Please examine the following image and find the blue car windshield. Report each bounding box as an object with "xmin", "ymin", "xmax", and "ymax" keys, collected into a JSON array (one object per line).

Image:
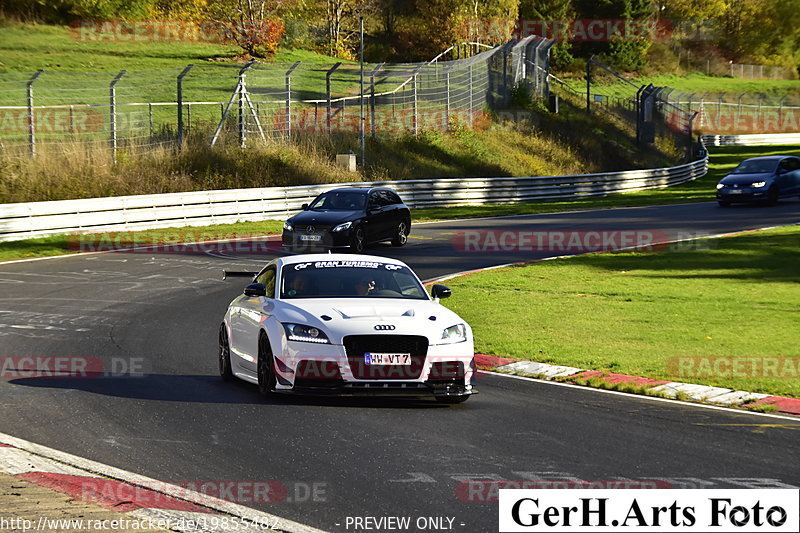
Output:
[
  {"xmin": 281, "ymin": 262, "xmax": 429, "ymax": 300},
  {"xmin": 730, "ymin": 160, "xmax": 778, "ymax": 174},
  {"xmin": 309, "ymin": 191, "xmax": 366, "ymax": 211}
]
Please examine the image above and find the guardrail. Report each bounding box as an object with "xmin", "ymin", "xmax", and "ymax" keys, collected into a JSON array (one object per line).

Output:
[
  {"xmin": 701, "ymin": 133, "xmax": 800, "ymax": 146},
  {"xmin": 0, "ymin": 157, "xmax": 707, "ymax": 242}
]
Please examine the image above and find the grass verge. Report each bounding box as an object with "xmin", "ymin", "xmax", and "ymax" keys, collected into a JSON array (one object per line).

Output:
[{"xmin": 442, "ymin": 225, "xmax": 800, "ymax": 399}]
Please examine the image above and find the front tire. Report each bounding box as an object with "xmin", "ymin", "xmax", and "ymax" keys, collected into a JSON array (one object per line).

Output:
[
  {"xmin": 391, "ymin": 220, "xmax": 409, "ymax": 247},
  {"xmin": 257, "ymin": 334, "xmax": 276, "ymax": 396},
  {"xmin": 218, "ymin": 324, "xmax": 233, "ymax": 381},
  {"xmin": 767, "ymin": 186, "xmax": 779, "ymax": 205},
  {"xmin": 350, "ymin": 227, "xmax": 366, "ymax": 254},
  {"xmin": 717, "ymin": 200, "xmax": 730, "ymax": 207}
]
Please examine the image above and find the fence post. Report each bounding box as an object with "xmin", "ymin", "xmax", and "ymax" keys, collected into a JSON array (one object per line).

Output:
[
  {"xmin": 502, "ymin": 46, "xmax": 509, "ymax": 106},
  {"xmin": 468, "ymin": 64, "xmax": 474, "ymax": 126},
  {"xmin": 370, "ymin": 63, "xmax": 383, "ymax": 139},
  {"xmin": 26, "ymin": 70, "xmax": 43, "ymax": 158},
  {"xmin": 148, "ymin": 103, "xmax": 153, "ymax": 136},
  {"xmin": 238, "ymin": 60, "xmax": 256, "ymax": 148},
  {"xmin": 413, "ymin": 72, "xmax": 418, "ymax": 136},
  {"xmin": 176, "ymin": 64, "xmax": 194, "ymax": 149},
  {"xmin": 445, "ymin": 69, "xmax": 450, "ymax": 130},
  {"xmin": 69, "ymin": 105, "xmax": 75, "ymax": 136},
  {"xmin": 736, "ymin": 93, "xmax": 744, "ymax": 122},
  {"xmin": 109, "ymin": 70, "xmax": 127, "ymax": 163},
  {"xmin": 285, "ymin": 62, "xmax": 301, "ymax": 141},
  {"xmin": 586, "ymin": 57, "xmax": 592, "ymax": 114},
  {"xmin": 326, "ymin": 62, "xmax": 342, "ymax": 134},
  {"xmin": 757, "ymin": 93, "xmax": 764, "ymax": 127}
]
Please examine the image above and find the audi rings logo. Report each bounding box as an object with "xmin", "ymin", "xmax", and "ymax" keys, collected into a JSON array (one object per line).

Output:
[
  {"xmin": 306, "ymin": 226, "xmax": 316, "ymax": 233},
  {"xmin": 374, "ymin": 324, "xmax": 396, "ymax": 331}
]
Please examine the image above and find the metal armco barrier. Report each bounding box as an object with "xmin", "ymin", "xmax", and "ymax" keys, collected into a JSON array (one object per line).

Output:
[
  {"xmin": 701, "ymin": 133, "xmax": 800, "ymax": 146},
  {"xmin": 0, "ymin": 158, "xmax": 707, "ymax": 242}
]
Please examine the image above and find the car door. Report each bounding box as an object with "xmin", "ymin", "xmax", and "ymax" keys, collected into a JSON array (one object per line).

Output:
[
  {"xmin": 384, "ymin": 190, "xmax": 408, "ymax": 232},
  {"xmin": 776, "ymin": 158, "xmax": 795, "ymax": 196},
  {"xmin": 232, "ymin": 266, "xmax": 276, "ymax": 373},
  {"xmin": 366, "ymin": 191, "xmax": 390, "ymax": 241},
  {"xmin": 785, "ymin": 157, "xmax": 800, "ymax": 195}
]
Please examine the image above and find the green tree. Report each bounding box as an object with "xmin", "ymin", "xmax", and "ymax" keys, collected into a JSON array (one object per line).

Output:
[
  {"xmin": 206, "ymin": 0, "xmax": 286, "ymax": 58},
  {"xmin": 519, "ymin": 0, "xmax": 575, "ymax": 67}
]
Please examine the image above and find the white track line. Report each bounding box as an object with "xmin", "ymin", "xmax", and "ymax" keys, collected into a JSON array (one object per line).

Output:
[{"xmin": 483, "ymin": 371, "xmax": 800, "ymax": 422}]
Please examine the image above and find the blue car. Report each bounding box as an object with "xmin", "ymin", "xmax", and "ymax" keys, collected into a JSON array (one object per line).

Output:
[{"xmin": 716, "ymin": 155, "xmax": 800, "ymax": 206}]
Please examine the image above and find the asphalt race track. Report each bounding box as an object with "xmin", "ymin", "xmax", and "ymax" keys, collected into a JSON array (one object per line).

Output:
[{"xmin": 1, "ymin": 200, "xmax": 799, "ymax": 532}]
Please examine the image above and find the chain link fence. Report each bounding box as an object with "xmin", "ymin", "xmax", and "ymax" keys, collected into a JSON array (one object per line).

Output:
[
  {"xmin": 548, "ymin": 58, "xmax": 697, "ymax": 161},
  {"xmin": 676, "ymin": 51, "xmax": 797, "ymax": 80},
  {"xmin": 0, "ymin": 36, "xmax": 554, "ymax": 159},
  {"xmin": 657, "ymin": 90, "xmax": 800, "ymax": 135}
]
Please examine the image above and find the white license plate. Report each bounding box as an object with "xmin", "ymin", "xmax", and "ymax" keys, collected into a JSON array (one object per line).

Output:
[
  {"xmin": 364, "ymin": 353, "xmax": 411, "ymax": 365},
  {"xmin": 730, "ymin": 189, "xmax": 743, "ymax": 194},
  {"xmin": 299, "ymin": 234, "xmax": 322, "ymax": 241}
]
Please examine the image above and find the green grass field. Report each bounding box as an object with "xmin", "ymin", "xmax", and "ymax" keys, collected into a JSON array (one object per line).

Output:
[{"xmin": 443, "ymin": 225, "xmax": 800, "ymax": 398}]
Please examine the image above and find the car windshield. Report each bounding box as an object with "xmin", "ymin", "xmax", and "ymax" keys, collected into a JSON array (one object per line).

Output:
[
  {"xmin": 280, "ymin": 261, "xmax": 429, "ymax": 300},
  {"xmin": 730, "ymin": 160, "xmax": 778, "ymax": 174},
  {"xmin": 308, "ymin": 191, "xmax": 366, "ymax": 211}
]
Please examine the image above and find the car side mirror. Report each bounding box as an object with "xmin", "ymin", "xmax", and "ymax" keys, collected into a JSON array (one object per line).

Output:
[
  {"xmin": 244, "ymin": 283, "xmax": 267, "ymax": 297},
  {"xmin": 431, "ymin": 284, "xmax": 451, "ymax": 299},
  {"xmin": 301, "ymin": 203, "xmax": 309, "ymax": 210}
]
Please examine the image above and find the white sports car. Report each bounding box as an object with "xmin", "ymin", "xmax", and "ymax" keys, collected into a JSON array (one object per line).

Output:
[{"xmin": 219, "ymin": 254, "xmax": 476, "ymax": 403}]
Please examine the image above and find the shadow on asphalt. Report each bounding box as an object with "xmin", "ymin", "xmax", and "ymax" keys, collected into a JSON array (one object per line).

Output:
[{"xmin": 7, "ymin": 374, "xmax": 453, "ymax": 409}]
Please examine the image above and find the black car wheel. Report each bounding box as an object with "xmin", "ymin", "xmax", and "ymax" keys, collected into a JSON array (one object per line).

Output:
[
  {"xmin": 257, "ymin": 334, "xmax": 276, "ymax": 396},
  {"xmin": 391, "ymin": 220, "xmax": 409, "ymax": 247},
  {"xmin": 219, "ymin": 324, "xmax": 233, "ymax": 381},
  {"xmin": 350, "ymin": 227, "xmax": 366, "ymax": 253},
  {"xmin": 718, "ymin": 200, "xmax": 730, "ymax": 207},
  {"xmin": 767, "ymin": 186, "xmax": 779, "ymax": 205}
]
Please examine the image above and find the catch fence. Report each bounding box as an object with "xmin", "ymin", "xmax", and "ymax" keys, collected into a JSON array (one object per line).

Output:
[{"xmin": 0, "ymin": 36, "xmax": 554, "ymax": 160}]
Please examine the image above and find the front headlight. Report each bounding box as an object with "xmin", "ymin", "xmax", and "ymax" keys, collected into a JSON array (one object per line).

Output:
[
  {"xmin": 441, "ymin": 324, "xmax": 467, "ymax": 344},
  {"xmin": 332, "ymin": 221, "xmax": 352, "ymax": 233},
  {"xmin": 283, "ymin": 222, "xmax": 293, "ymax": 232},
  {"xmin": 751, "ymin": 181, "xmax": 766, "ymax": 188},
  {"xmin": 716, "ymin": 183, "xmax": 725, "ymax": 190},
  {"xmin": 282, "ymin": 323, "xmax": 331, "ymax": 344}
]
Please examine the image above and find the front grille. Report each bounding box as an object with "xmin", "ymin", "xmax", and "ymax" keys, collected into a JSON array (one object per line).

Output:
[
  {"xmin": 297, "ymin": 225, "xmax": 330, "ymax": 233},
  {"xmin": 344, "ymin": 335, "xmax": 428, "ymax": 380}
]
